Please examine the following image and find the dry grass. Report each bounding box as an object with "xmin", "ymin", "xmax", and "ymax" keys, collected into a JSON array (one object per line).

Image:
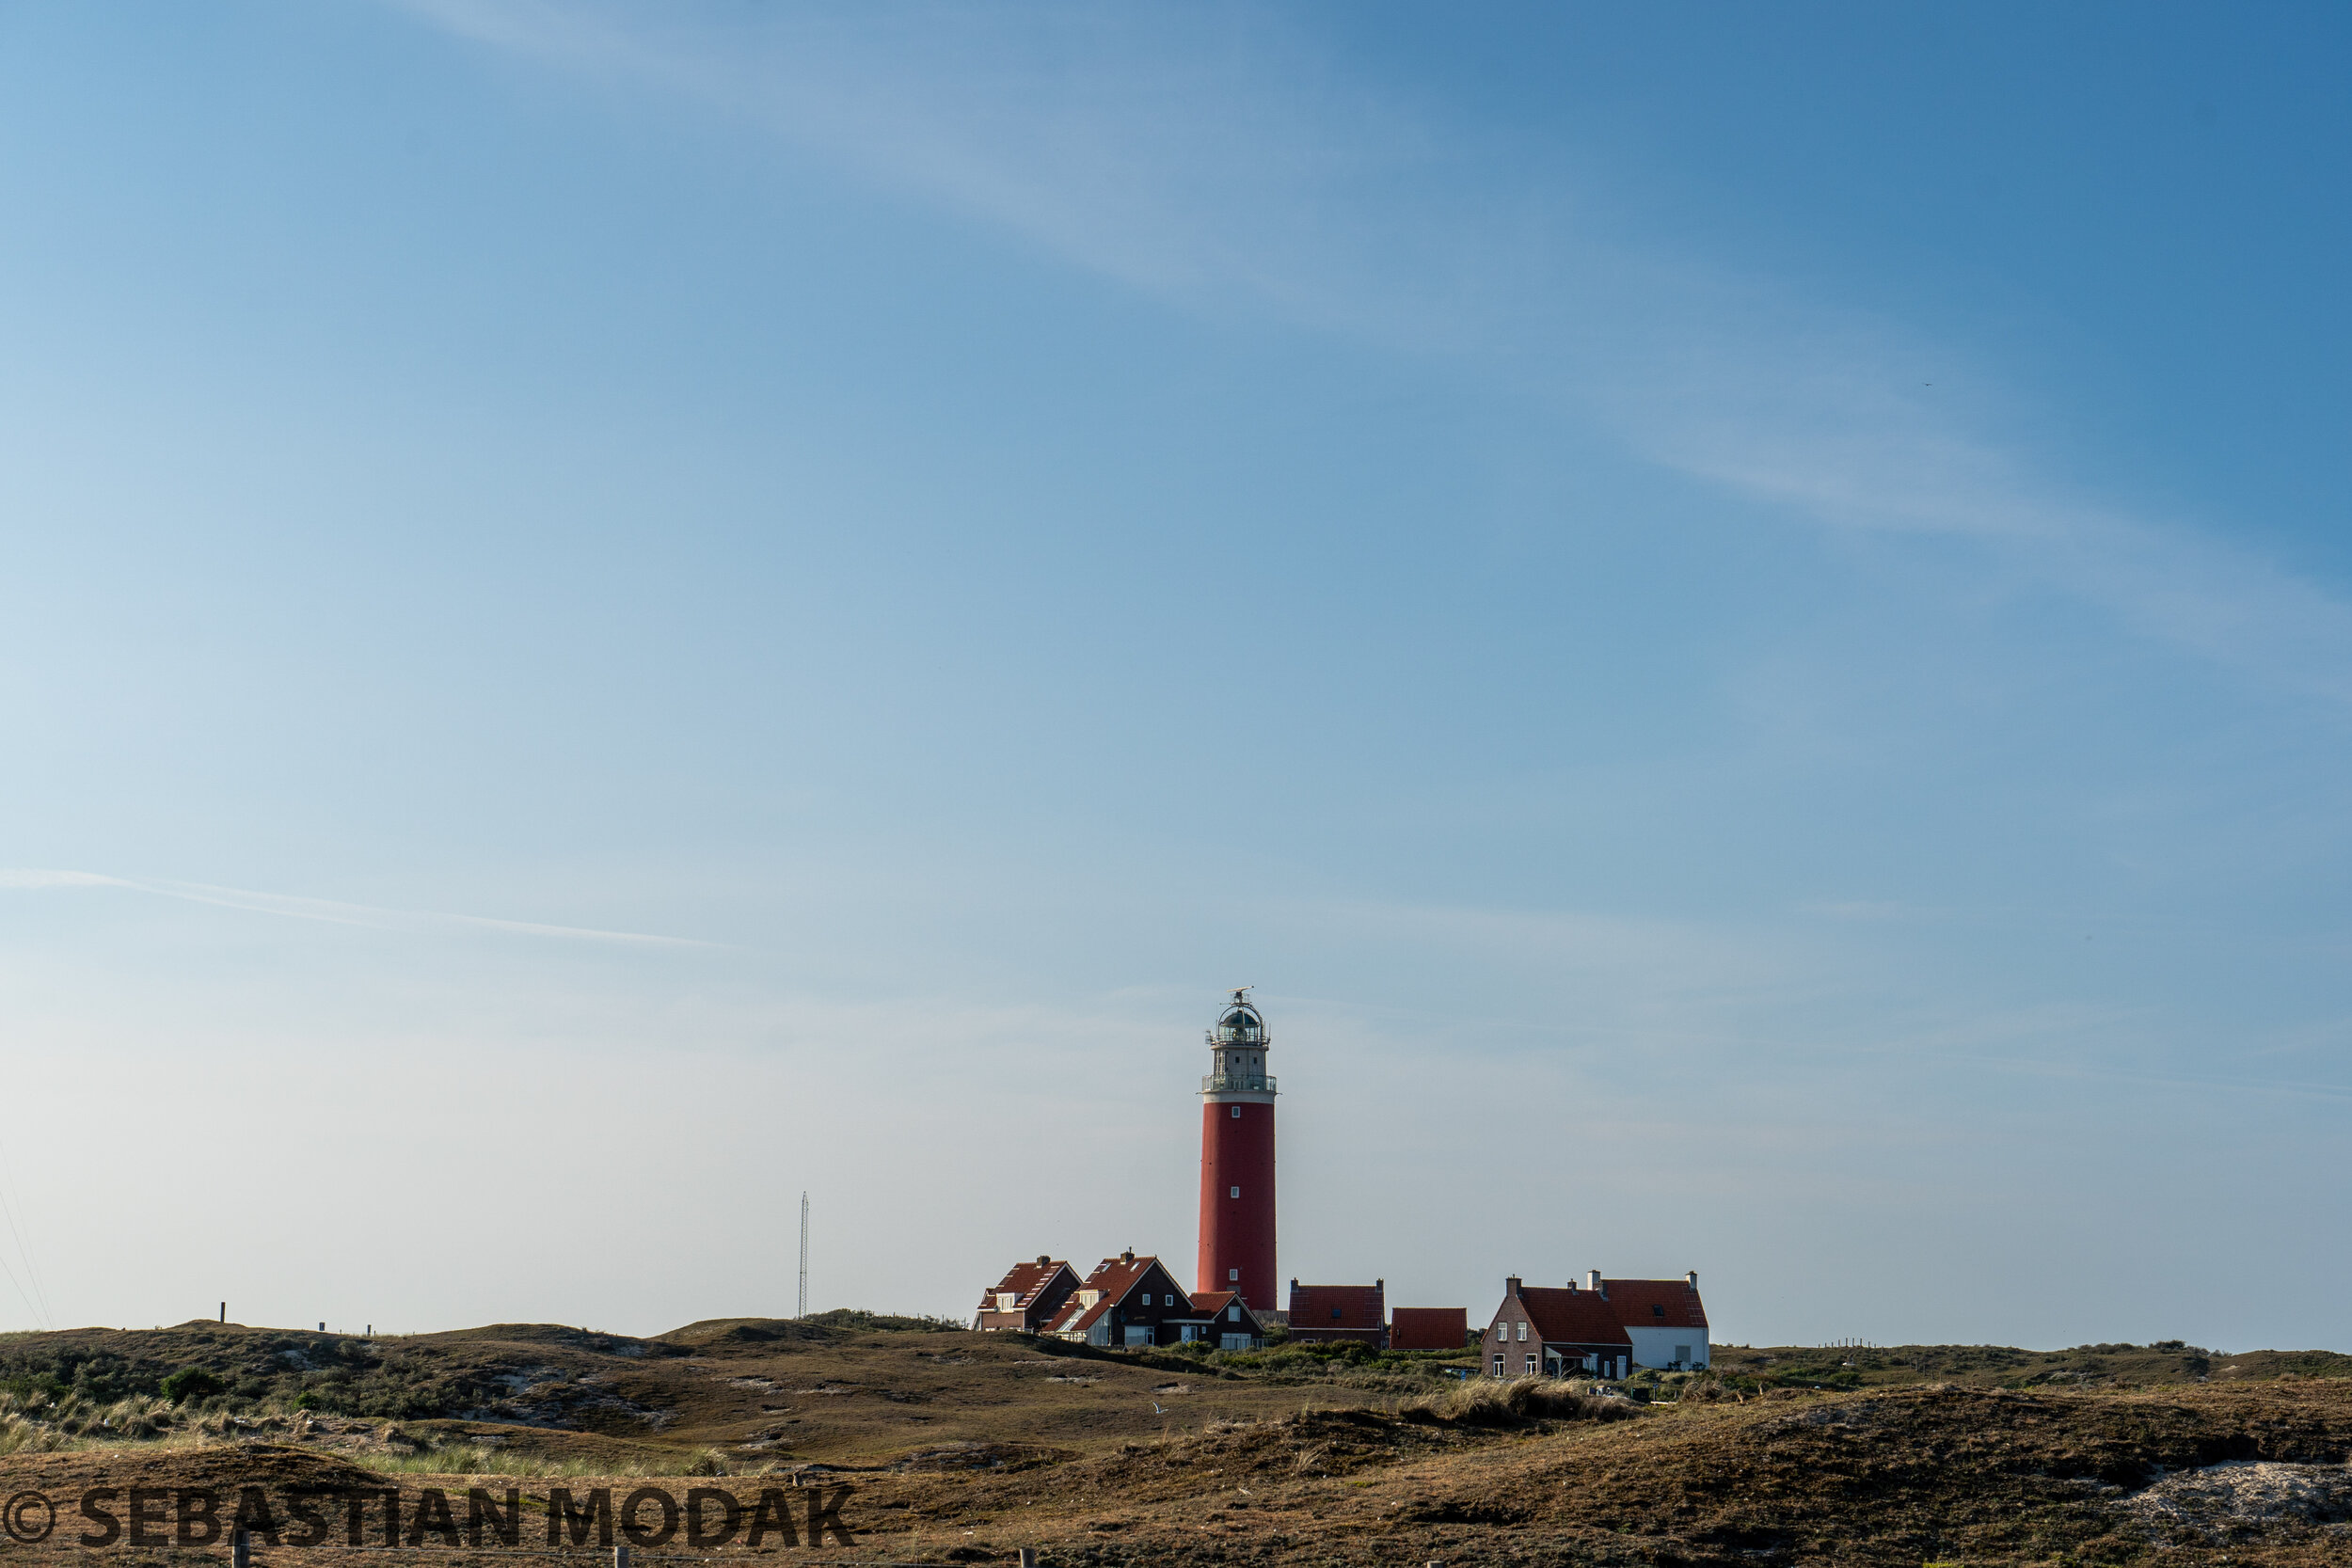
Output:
[
  {"xmin": 7, "ymin": 1355, "xmax": 2352, "ymax": 1564},
  {"xmin": 8, "ymin": 1321, "xmax": 2352, "ymax": 1565},
  {"xmin": 1401, "ymin": 1373, "xmax": 1638, "ymax": 1425},
  {"xmin": 350, "ymin": 1443, "xmax": 754, "ymax": 1478}
]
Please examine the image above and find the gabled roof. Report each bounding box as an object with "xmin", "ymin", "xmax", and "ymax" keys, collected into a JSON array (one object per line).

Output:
[
  {"xmin": 1389, "ymin": 1307, "xmax": 1468, "ymax": 1350},
  {"xmin": 1187, "ymin": 1291, "xmax": 1263, "ymax": 1328},
  {"xmin": 1591, "ymin": 1278, "xmax": 1708, "ymax": 1331},
  {"xmin": 977, "ymin": 1258, "xmax": 1076, "ymax": 1312},
  {"xmin": 1289, "ymin": 1282, "xmax": 1384, "ymax": 1333},
  {"xmin": 1043, "ymin": 1254, "xmax": 1185, "ymax": 1337},
  {"xmin": 1516, "ymin": 1286, "xmax": 1632, "ymax": 1349}
]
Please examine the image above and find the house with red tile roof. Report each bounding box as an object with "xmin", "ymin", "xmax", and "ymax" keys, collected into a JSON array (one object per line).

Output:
[
  {"xmin": 1388, "ymin": 1306, "xmax": 1470, "ymax": 1352},
  {"xmin": 1286, "ymin": 1279, "xmax": 1388, "ymax": 1347},
  {"xmin": 1042, "ymin": 1251, "xmax": 1195, "ymax": 1348},
  {"xmin": 1582, "ymin": 1269, "xmax": 1711, "ymax": 1369},
  {"xmin": 1482, "ymin": 1275, "xmax": 1634, "ymax": 1379},
  {"xmin": 973, "ymin": 1256, "xmax": 1082, "ymax": 1334},
  {"xmin": 1182, "ymin": 1291, "xmax": 1267, "ymax": 1351}
]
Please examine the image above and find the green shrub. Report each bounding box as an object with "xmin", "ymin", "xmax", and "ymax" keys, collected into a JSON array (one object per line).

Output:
[{"xmin": 160, "ymin": 1368, "xmax": 224, "ymax": 1405}]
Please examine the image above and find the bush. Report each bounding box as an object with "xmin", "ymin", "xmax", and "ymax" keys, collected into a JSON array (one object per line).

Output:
[{"xmin": 160, "ymin": 1368, "xmax": 224, "ymax": 1405}]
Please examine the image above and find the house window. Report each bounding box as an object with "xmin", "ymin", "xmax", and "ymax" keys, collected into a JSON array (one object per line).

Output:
[
  {"xmin": 1516, "ymin": 1322, "xmax": 1528, "ymax": 1341},
  {"xmin": 1652, "ymin": 1306, "xmax": 1666, "ymax": 1318},
  {"xmin": 1676, "ymin": 1344, "xmax": 1692, "ymax": 1364},
  {"xmin": 1492, "ymin": 1355, "xmax": 1505, "ymax": 1377},
  {"xmin": 1228, "ymin": 1306, "xmax": 1240, "ymax": 1321},
  {"xmin": 1230, "ymin": 1186, "xmax": 1240, "ymax": 1198},
  {"xmin": 1525, "ymin": 1354, "xmax": 1538, "ymax": 1374}
]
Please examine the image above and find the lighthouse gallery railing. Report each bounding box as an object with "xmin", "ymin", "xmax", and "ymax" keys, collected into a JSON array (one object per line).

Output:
[{"xmin": 1200, "ymin": 1072, "xmax": 1278, "ymax": 1094}]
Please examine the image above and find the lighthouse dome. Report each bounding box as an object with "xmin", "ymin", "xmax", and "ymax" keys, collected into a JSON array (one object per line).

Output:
[{"xmin": 1214, "ymin": 999, "xmax": 1265, "ymax": 1044}]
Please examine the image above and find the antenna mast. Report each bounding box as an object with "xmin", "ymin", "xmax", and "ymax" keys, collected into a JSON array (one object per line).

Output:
[{"xmin": 797, "ymin": 1192, "xmax": 809, "ymax": 1320}]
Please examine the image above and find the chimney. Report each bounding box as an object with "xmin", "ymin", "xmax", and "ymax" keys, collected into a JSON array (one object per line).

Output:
[
  {"xmin": 1120, "ymin": 1248, "xmax": 1135, "ymax": 1263},
  {"xmin": 1587, "ymin": 1269, "xmax": 1603, "ymax": 1295},
  {"xmin": 1686, "ymin": 1270, "xmax": 1699, "ymax": 1291},
  {"xmin": 1504, "ymin": 1275, "xmax": 1521, "ymax": 1294},
  {"xmin": 1037, "ymin": 1255, "xmax": 1051, "ymax": 1266}
]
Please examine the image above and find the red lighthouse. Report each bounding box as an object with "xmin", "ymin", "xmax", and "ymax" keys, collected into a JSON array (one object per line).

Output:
[{"xmin": 1197, "ymin": 989, "xmax": 1278, "ymax": 1311}]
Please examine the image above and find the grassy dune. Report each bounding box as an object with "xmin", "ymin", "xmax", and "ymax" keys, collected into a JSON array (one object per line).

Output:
[{"xmin": 3, "ymin": 1318, "xmax": 2348, "ymax": 1563}]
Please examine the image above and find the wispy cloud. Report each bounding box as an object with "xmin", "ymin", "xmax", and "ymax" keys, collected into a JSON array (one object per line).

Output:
[
  {"xmin": 0, "ymin": 869, "xmax": 712, "ymax": 947},
  {"xmin": 391, "ymin": 0, "xmax": 2352, "ymax": 705}
]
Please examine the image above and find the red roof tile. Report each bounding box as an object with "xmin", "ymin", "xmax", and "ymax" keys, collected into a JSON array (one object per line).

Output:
[
  {"xmin": 977, "ymin": 1259, "xmax": 1074, "ymax": 1312},
  {"xmin": 1592, "ymin": 1278, "xmax": 1709, "ymax": 1331},
  {"xmin": 1516, "ymin": 1287, "xmax": 1632, "ymax": 1348},
  {"xmin": 1289, "ymin": 1283, "xmax": 1385, "ymax": 1333},
  {"xmin": 1044, "ymin": 1255, "xmax": 1186, "ymax": 1337},
  {"xmin": 1389, "ymin": 1307, "xmax": 1468, "ymax": 1351}
]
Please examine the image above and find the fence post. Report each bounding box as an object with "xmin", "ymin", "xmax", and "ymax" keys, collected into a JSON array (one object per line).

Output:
[
  {"xmin": 230, "ymin": 1528, "xmax": 249, "ymax": 1568},
  {"xmin": 613, "ymin": 1546, "xmax": 630, "ymax": 1568},
  {"xmin": 1018, "ymin": 1550, "xmax": 1039, "ymax": 1568}
]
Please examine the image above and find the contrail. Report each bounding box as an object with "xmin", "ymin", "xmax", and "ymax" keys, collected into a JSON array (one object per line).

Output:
[{"xmin": 0, "ymin": 869, "xmax": 715, "ymax": 948}]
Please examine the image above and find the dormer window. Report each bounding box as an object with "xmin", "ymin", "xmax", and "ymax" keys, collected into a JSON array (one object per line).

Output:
[{"xmin": 996, "ymin": 1292, "xmax": 1017, "ymax": 1311}]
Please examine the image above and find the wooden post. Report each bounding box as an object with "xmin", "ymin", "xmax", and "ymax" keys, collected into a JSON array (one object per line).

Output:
[
  {"xmin": 230, "ymin": 1527, "xmax": 249, "ymax": 1568},
  {"xmin": 1018, "ymin": 1550, "xmax": 1039, "ymax": 1568},
  {"xmin": 613, "ymin": 1546, "xmax": 630, "ymax": 1568}
]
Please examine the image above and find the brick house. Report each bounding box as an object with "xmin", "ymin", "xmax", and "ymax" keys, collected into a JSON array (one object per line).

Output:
[
  {"xmin": 1482, "ymin": 1275, "xmax": 1632, "ymax": 1379},
  {"xmin": 1388, "ymin": 1306, "xmax": 1469, "ymax": 1352},
  {"xmin": 1043, "ymin": 1252, "xmax": 1195, "ymax": 1348},
  {"xmin": 1286, "ymin": 1279, "xmax": 1387, "ymax": 1347},
  {"xmin": 1585, "ymin": 1270, "xmax": 1711, "ymax": 1369},
  {"xmin": 1182, "ymin": 1291, "xmax": 1268, "ymax": 1351},
  {"xmin": 974, "ymin": 1256, "xmax": 1082, "ymax": 1334}
]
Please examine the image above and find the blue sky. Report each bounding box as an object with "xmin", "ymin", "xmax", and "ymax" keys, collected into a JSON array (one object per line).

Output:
[{"xmin": 2, "ymin": 1, "xmax": 2347, "ymax": 1351}]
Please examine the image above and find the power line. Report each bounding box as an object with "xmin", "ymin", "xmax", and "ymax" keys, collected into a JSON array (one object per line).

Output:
[
  {"xmin": 0, "ymin": 1140, "xmax": 53, "ymax": 1330},
  {"xmin": 0, "ymin": 1232, "xmax": 41, "ymax": 1331}
]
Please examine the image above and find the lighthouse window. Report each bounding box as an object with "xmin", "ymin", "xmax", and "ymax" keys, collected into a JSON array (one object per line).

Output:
[
  {"xmin": 1228, "ymin": 1268, "xmax": 1238, "ymax": 1281},
  {"xmin": 1231, "ymin": 1106, "xmax": 1240, "ymax": 1118},
  {"xmin": 1230, "ymin": 1186, "xmax": 1240, "ymax": 1199}
]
